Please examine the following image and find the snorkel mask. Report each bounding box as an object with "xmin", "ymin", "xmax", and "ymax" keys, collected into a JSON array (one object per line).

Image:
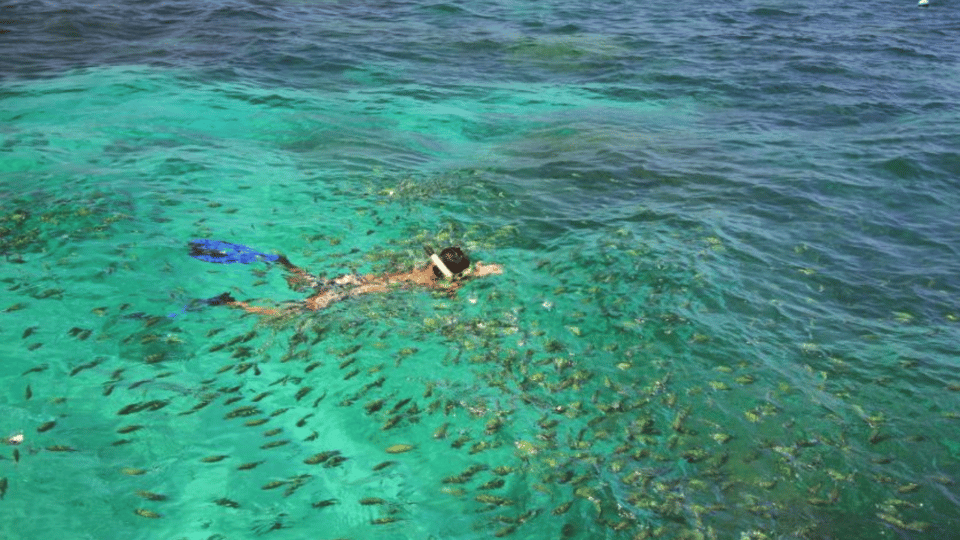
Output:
[{"xmin": 423, "ymin": 245, "xmax": 470, "ymax": 279}]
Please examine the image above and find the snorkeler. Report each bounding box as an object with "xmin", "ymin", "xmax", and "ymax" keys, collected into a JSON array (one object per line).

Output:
[{"xmin": 214, "ymin": 246, "xmax": 503, "ymax": 316}]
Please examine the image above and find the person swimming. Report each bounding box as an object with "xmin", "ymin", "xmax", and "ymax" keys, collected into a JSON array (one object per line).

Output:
[{"xmin": 216, "ymin": 246, "xmax": 503, "ymax": 316}]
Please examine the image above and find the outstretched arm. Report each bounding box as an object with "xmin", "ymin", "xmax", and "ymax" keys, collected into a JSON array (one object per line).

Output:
[{"xmin": 277, "ymin": 255, "xmax": 323, "ymax": 291}]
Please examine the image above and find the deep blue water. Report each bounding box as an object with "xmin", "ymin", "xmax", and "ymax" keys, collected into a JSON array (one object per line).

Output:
[{"xmin": 2, "ymin": 0, "xmax": 959, "ymax": 539}]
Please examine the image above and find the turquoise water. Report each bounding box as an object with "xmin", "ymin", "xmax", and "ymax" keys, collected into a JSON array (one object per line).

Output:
[{"xmin": 2, "ymin": 0, "xmax": 959, "ymax": 538}]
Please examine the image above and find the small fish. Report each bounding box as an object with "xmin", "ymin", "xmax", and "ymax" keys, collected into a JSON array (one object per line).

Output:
[
  {"xmin": 244, "ymin": 418, "xmax": 268, "ymax": 427},
  {"xmin": 322, "ymin": 455, "xmax": 347, "ymax": 468},
  {"xmin": 120, "ymin": 467, "xmax": 147, "ymax": 476},
  {"xmin": 251, "ymin": 391, "xmax": 272, "ymax": 402},
  {"xmin": 201, "ymin": 455, "xmax": 229, "ymax": 463},
  {"xmin": 24, "ymin": 385, "xmax": 32, "ymax": 400},
  {"xmin": 390, "ymin": 398, "xmax": 412, "ymax": 414},
  {"xmin": 117, "ymin": 425, "xmax": 144, "ymax": 434},
  {"xmin": 433, "ymin": 423, "xmax": 450, "ymax": 439},
  {"xmin": 263, "ymin": 428, "xmax": 283, "ymax": 437},
  {"xmin": 359, "ymin": 497, "xmax": 387, "ymax": 505},
  {"xmin": 372, "ymin": 461, "xmax": 397, "ymax": 471},
  {"xmin": 36, "ymin": 420, "xmax": 57, "ymax": 433},
  {"xmin": 223, "ymin": 396, "xmax": 243, "ymax": 406},
  {"xmin": 262, "ymin": 480, "xmax": 287, "ymax": 490},
  {"xmin": 91, "ymin": 307, "xmax": 108, "ymax": 316},
  {"xmin": 70, "ymin": 357, "xmax": 105, "ymax": 377},
  {"xmin": 304, "ymin": 451, "xmax": 339, "ymax": 465},
  {"xmin": 225, "ymin": 406, "xmax": 260, "ymax": 419},
  {"xmin": 214, "ymin": 497, "xmax": 240, "ymax": 508},
  {"xmin": 21, "ymin": 364, "xmax": 49, "ymax": 376},
  {"xmin": 260, "ymin": 440, "xmax": 290, "ymax": 450},
  {"xmin": 295, "ymin": 386, "xmax": 313, "ymax": 401},
  {"xmin": 479, "ymin": 478, "xmax": 505, "ymax": 490},
  {"xmin": 13, "ymin": 449, "xmax": 20, "ymax": 463},
  {"xmin": 304, "ymin": 361, "xmax": 322, "ymax": 373},
  {"xmin": 134, "ymin": 508, "xmax": 161, "ymax": 519},
  {"xmin": 237, "ymin": 460, "xmax": 265, "ymax": 471},
  {"xmin": 136, "ymin": 490, "xmax": 168, "ymax": 501},
  {"xmin": 343, "ymin": 369, "xmax": 360, "ymax": 381},
  {"xmin": 385, "ymin": 444, "xmax": 415, "ymax": 454},
  {"xmin": 4, "ymin": 302, "xmax": 28, "ymax": 312},
  {"xmin": 296, "ymin": 413, "xmax": 313, "ymax": 428},
  {"xmin": 269, "ymin": 407, "xmax": 290, "ymax": 417},
  {"xmin": 365, "ymin": 399, "xmax": 385, "ymax": 414},
  {"xmin": 382, "ymin": 415, "xmax": 402, "ymax": 430},
  {"xmin": 372, "ymin": 517, "xmax": 400, "ymax": 525},
  {"xmin": 311, "ymin": 498, "xmax": 337, "ymax": 509},
  {"xmin": 27, "ymin": 343, "xmax": 42, "ymax": 351},
  {"xmin": 21, "ymin": 326, "xmax": 38, "ymax": 339},
  {"xmin": 112, "ymin": 439, "xmax": 133, "ymax": 446},
  {"xmin": 339, "ymin": 357, "xmax": 357, "ymax": 370},
  {"xmin": 304, "ymin": 431, "xmax": 318, "ymax": 442},
  {"xmin": 46, "ymin": 445, "xmax": 76, "ymax": 452},
  {"xmin": 312, "ymin": 393, "xmax": 326, "ymax": 408},
  {"xmin": 0, "ymin": 477, "xmax": 7, "ymax": 499}
]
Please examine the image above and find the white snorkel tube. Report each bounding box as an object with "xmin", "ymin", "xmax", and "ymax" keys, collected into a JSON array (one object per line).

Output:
[{"xmin": 423, "ymin": 245, "xmax": 454, "ymax": 278}]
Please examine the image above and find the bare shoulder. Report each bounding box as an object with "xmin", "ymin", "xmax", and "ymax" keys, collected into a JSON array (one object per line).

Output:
[{"xmin": 471, "ymin": 262, "xmax": 503, "ymax": 277}]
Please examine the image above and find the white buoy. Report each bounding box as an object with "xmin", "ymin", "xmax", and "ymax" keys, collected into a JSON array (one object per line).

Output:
[{"xmin": 918, "ymin": 0, "xmax": 929, "ymax": 6}]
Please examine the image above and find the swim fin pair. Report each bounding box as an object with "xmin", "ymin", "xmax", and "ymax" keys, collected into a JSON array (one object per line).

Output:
[{"xmin": 188, "ymin": 239, "xmax": 279, "ymax": 264}]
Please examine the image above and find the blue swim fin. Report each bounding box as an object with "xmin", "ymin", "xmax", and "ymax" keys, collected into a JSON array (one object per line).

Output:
[{"xmin": 188, "ymin": 239, "xmax": 279, "ymax": 264}]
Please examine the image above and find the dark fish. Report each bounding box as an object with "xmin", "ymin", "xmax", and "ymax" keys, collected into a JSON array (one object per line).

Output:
[
  {"xmin": 0, "ymin": 477, "xmax": 6, "ymax": 499},
  {"xmin": 134, "ymin": 508, "xmax": 161, "ymax": 519},
  {"xmin": 27, "ymin": 343, "xmax": 43, "ymax": 351},
  {"xmin": 251, "ymin": 391, "xmax": 272, "ymax": 403},
  {"xmin": 70, "ymin": 357, "xmax": 105, "ymax": 377},
  {"xmin": 359, "ymin": 497, "xmax": 387, "ymax": 505},
  {"xmin": 339, "ymin": 357, "xmax": 357, "ymax": 370},
  {"xmin": 304, "ymin": 362, "xmax": 322, "ymax": 373},
  {"xmin": 260, "ymin": 440, "xmax": 290, "ymax": 450},
  {"xmin": 325, "ymin": 456, "xmax": 348, "ymax": 468},
  {"xmin": 24, "ymin": 385, "xmax": 32, "ymax": 400},
  {"xmin": 343, "ymin": 369, "xmax": 360, "ymax": 381},
  {"xmin": 372, "ymin": 461, "xmax": 397, "ymax": 471},
  {"xmin": 382, "ymin": 415, "xmax": 401, "ymax": 430},
  {"xmin": 295, "ymin": 386, "xmax": 313, "ymax": 401},
  {"xmin": 21, "ymin": 364, "xmax": 49, "ymax": 376},
  {"xmin": 37, "ymin": 420, "xmax": 56, "ymax": 433},
  {"xmin": 263, "ymin": 428, "xmax": 283, "ymax": 437},
  {"xmin": 112, "ymin": 439, "xmax": 133, "ymax": 446},
  {"xmin": 372, "ymin": 517, "xmax": 400, "ymax": 525},
  {"xmin": 117, "ymin": 425, "xmax": 144, "ymax": 434},
  {"xmin": 46, "ymin": 445, "xmax": 77, "ymax": 452},
  {"xmin": 269, "ymin": 408, "xmax": 290, "ymax": 417},
  {"xmin": 245, "ymin": 418, "xmax": 268, "ymax": 427},
  {"xmin": 22, "ymin": 326, "xmax": 37, "ymax": 339},
  {"xmin": 261, "ymin": 480, "xmax": 286, "ymax": 490},
  {"xmin": 304, "ymin": 431, "xmax": 318, "ymax": 442},
  {"xmin": 136, "ymin": 490, "xmax": 168, "ymax": 501},
  {"xmin": 223, "ymin": 396, "xmax": 243, "ymax": 406},
  {"xmin": 311, "ymin": 498, "xmax": 337, "ymax": 509},
  {"xmin": 304, "ymin": 451, "xmax": 339, "ymax": 465},
  {"xmin": 389, "ymin": 398, "xmax": 412, "ymax": 414},
  {"xmin": 214, "ymin": 497, "xmax": 240, "ymax": 508},
  {"xmin": 296, "ymin": 413, "xmax": 313, "ymax": 428},
  {"xmin": 237, "ymin": 460, "xmax": 265, "ymax": 471},
  {"xmin": 102, "ymin": 384, "xmax": 116, "ymax": 397},
  {"xmin": 201, "ymin": 455, "xmax": 229, "ymax": 463},
  {"xmin": 4, "ymin": 302, "xmax": 28, "ymax": 312},
  {"xmin": 364, "ymin": 399, "xmax": 385, "ymax": 414},
  {"xmin": 224, "ymin": 406, "xmax": 260, "ymax": 419},
  {"xmin": 13, "ymin": 449, "xmax": 20, "ymax": 463},
  {"xmin": 117, "ymin": 403, "xmax": 146, "ymax": 415},
  {"xmin": 312, "ymin": 393, "xmax": 326, "ymax": 408},
  {"xmin": 91, "ymin": 307, "xmax": 108, "ymax": 316},
  {"xmin": 128, "ymin": 379, "xmax": 153, "ymax": 390},
  {"xmin": 206, "ymin": 327, "xmax": 225, "ymax": 338}
]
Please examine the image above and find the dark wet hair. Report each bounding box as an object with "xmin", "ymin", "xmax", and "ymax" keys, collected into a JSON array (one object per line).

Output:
[{"xmin": 432, "ymin": 247, "xmax": 470, "ymax": 278}]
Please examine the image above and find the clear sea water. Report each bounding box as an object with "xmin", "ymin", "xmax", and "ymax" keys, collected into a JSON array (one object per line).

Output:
[{"xmin": 2, "ymin": 0, "xmax": 959, "ymax": 538}]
